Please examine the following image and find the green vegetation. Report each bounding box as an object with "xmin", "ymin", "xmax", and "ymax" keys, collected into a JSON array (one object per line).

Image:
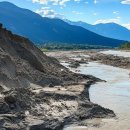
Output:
[
  {"xmin": 38, "ymin": 43, "xmax": 112, "ymax": 51},
  {"xmin": 119, "ymin": 42, "xmax": 130, "ymax": 50}
]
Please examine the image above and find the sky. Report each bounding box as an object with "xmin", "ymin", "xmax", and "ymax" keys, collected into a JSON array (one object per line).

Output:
[{"xmin": 0, "ymin": 0, "xmax": 130, "ymax": 29}]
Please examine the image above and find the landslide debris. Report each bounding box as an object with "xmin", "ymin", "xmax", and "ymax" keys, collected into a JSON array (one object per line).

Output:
[{"xmin": 0, "ymin": 24, "xmax": 115, "ymax": 130}]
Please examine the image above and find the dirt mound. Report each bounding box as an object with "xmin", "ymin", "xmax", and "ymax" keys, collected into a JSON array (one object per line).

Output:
[{"xmin": 0, "ymin": 24, "xmax": 89, "ymax": 88}]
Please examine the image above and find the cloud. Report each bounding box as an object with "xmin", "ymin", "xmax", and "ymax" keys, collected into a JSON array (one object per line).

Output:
[
  {"xmin": 121, "ymin": 0, "xmax": 130, "ymax": 4},
  {"xmin": 72, "ymin": 10, "xmax": 83, "ymax": 15},
  {"xmin": 32, "ymin": 0, "xmax": 48, "ymax": 4},
  {"xmin": 94, "ymin": 18, "xmax": 120, "ymax": 24},
  {"xmin": 122, "ymin": 23, "xmax": 130, "ymax": 30},
  {"xmin": 32, "ymin": 0, "xmax": 70, "ymax": 6},
  {"xmin": 113, "ymin": 11, "xmax": 119, "ymax": 15},
  {"xmin": 74, "ymin": 0, "xmax": 81, "ymax": 3},
  {"xmin": 93, "ymin": 0, "xmax": 127, "ymax": 4},
  {"xmin": 36, "ymin": 7, "xmax": 64, "ymax": 18},
  {"xmin": 116, "ymin": 16, "xmax": 121, "ymax": 19},
  {"xmin": 59, "ymin": 0, "xmax": 70, "ymax": 6}
]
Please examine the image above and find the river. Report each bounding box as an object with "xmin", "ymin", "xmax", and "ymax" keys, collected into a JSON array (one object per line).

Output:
[{"xmin": 64, "ymin": 61, "xmax": 130, "ymax": 130}]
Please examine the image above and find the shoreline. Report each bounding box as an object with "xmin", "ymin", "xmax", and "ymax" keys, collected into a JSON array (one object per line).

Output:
[
  {"xmin": 43, "ymin": 51, "xmax": 118, "ymax": 130},
  {"xmin": 89, "ymin": 52, "xmax": 130, "ymax": 69},
  {"xmin": 45, "ymin": 49, "xmax": 130, "ymax": 129},
  {"xmin": 46, "ymin": 50, "xmax": 130, "ymax": 70},
  {"xmin": 78, "ymin": 62, "xmax": 130, "ymax": 130},
  {"xmin": 29, "ymin": 78, "xmax": 115, "ymax": 130}
]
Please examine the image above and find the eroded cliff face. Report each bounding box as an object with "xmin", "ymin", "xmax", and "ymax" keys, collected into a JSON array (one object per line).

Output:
[
  {"xmin": 0, "ymin": 24, "xmax": 88, "ymax": 89},
  {"xmin": 0, "ymin": 24, "xmax": 115, "ymax": 130}
]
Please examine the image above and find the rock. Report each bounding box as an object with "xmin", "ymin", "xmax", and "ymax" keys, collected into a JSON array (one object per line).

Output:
[
  {"xmin": 29, "ymin": 119, "xmax": 64, "ymax": 130},
  {"xmin": 88, "ymin": 105, "xmax": 115, "ymax": 118},
  {"xmin": 58, "ymin": 88, "xmax": 61, "ymax": 91},
  {"xmin": 78, "ymin": 58, "xmax": 88, "ymax": 64},
  {"xmin": 0, "ymin": 102, "xmax": 10, "ymax": 114},
  {"xmin": 69, "ymin": 61, "xmax": 80, "ymax": 68},
  {"xmin": 4, "ymin": 95, "xmax": 17, "ymax": 104},
  {"xmin": 30, "ymin": 125, "xmax": 54, "ymax": 130},
  {"xmin": 48, "ymin": 83, "xmax": 54, "ymax": 88}
]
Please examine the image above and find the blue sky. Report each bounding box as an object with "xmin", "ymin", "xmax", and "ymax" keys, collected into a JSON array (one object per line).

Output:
[{"xmin": 0, "ymin": 0, "xmax": 130, "ymax": 29}]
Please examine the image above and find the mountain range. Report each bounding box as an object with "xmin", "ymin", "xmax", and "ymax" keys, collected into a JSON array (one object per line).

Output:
[
  {"xmin": 0, "ymin": 1, "xmax": 126, "ymax": 47},
  {"xmin": 66, "ymin": 20, "xmax": 130, "ymax": 41}
]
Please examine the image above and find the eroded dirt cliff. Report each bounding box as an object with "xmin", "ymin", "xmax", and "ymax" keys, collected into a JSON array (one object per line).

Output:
[{"xmin": 0, "ymin": 24, "xmax": 115, "ymax": 130}]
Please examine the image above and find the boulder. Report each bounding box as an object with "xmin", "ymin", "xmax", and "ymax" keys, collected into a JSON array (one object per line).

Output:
[{"xmin": 4, "ymin": 94, "xmax": 17, "ymax": 104}]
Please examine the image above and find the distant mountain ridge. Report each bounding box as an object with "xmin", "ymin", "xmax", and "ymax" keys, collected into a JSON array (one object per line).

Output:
[
  {"xmin": 0, "ymin": 1, "xmax": 125, "ymax": 47},
  {"xmin": 66, "ymin": 20, "xmax": 130, "ymax": 41}
]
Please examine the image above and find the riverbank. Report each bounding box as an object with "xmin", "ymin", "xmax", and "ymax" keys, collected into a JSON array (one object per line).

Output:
[
  {"xmin": 47, "ymin": 50, "xmax": 130, "ymax": 69},
  {"xmin": 89, "ymin": 51, "xmax": 130, "ymax": 69},
  {"xmin": 29, "ymin": 80, "xmax": 115, "ymax": 130},
  {"xmin": 46, "ymin": 50, "xmax": 130, "ymax": 130},
  {"xmin": 0, "ymin": 75, "xmax": 115, "ymax": 130},
  {"xmin": 64, "ymin": 62, "xmax": 130, "ymax": 130}
]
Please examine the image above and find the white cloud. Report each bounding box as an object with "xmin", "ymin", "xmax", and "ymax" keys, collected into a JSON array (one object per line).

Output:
[
  {"xmin": 72, "ymin": 11, "xmax": 83, "ymax": 15},
  {"xmin": 50, "ymin": 0, "xmax": 59, "ymax": 5},
  {"xmin": 92, "ymin": 0, "xmax": 130, "ymax": 4},
  {"xmin": 94, "ymin": 18, "xmax": 120, "ymax": 24},
  {"xmin": 36, "ymin": 7, "xmax": 64, "ymax": 18},
  {"xmin": 122, "ymin": 23, "xmax": 130, "ymax": 30},
  {"xmin": 32, "ymin": 0, "xmax": 70, "ymax": 6},
  {"xmin": 74, "ymin": 0, "xmax": 81, "ymax": 3},
  {"xmin": 113, "ymin": 11, "xmax": 119, "ymax": 15},
  {"xmin": 121, "ymin": 0, "xmax": 130, "ymax": 4},
  {"xmin": 32, "ymin": 0, "xmax": 48, "ymax": 4},
  {"xmin": 116, "ymin": 16, "xmax": 121, "ymax": 19},
  {"xmin": 59, "ymin": 0, "xmax": 70, "ymax": 6}
]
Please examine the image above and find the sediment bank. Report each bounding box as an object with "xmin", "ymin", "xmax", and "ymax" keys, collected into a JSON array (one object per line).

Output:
[{"xmin": 0, "ymin": 26, "xmax": 115, "ymax": 130}]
